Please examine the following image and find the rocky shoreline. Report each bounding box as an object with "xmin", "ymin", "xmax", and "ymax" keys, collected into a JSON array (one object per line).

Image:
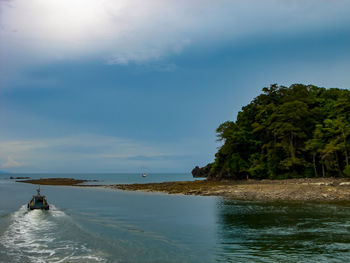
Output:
[
  {"xmin": 16, "ymin": 177, "xmax": 350, "ymax": 201},
  {"xmin": 110, "ymin": 178, "xmax": 350, "ymax": 201}
]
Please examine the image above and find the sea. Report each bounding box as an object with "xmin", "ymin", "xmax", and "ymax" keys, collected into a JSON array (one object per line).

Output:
[{"xmin": 1, "ymin": 173, "xmax": 350, "ymax": 263}]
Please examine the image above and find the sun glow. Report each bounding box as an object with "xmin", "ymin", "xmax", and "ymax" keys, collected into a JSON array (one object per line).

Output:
[
  {"xmin": 49, "ymin": 1, "xmax": 107, "ymax": 40},
  {"xmin": 2, "ymin": 0, "xmax": 346, "ymax": 67},
  {"xmin": 3, "ymin": 0, "xmax": 123, "ymax": 43}
]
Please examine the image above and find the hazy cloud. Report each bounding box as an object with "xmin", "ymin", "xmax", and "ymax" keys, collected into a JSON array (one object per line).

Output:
[
  {"xmin": 0, "ymin": 134, "xmax": 203, "ymax": 172},
  {"xmin": 1, "ymin": 0, "xmax": 349, "ymax": 71},
  {"xmin": 2, "ymin": 156, "xmax": 22, "ymax": 168}
]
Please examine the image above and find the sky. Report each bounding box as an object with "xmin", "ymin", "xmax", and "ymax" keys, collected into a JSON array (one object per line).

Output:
[{"xmin": 0, "ymin": 0, "xmax": 349, "ymax": 173}]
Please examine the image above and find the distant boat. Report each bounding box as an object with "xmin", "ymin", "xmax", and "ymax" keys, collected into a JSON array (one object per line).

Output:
[
  {"xmin": 142, "ymin": 173, "xmax": 147, "ymax": 177},
  {"xmin": 27, "ymin": 186, "xmax": 49, "ymax": 210}
]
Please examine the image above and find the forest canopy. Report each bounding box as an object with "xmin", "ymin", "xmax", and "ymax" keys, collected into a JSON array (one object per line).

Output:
[{"xmin": 205, "ymin": 84, "xmax": 350, "ymax": 180}]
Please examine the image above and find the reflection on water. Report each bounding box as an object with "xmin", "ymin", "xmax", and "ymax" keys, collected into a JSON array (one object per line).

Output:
[
  {"xmin": 0, "ymin": 179, "xmax": 217, "ymax": 263},
  {"xmin": 2, "ymin": 176, "xmax": 350, "ymax": 262},
  {"xmin": 216, "ymin": 200, "xmax": 350, "ymax": 262}
]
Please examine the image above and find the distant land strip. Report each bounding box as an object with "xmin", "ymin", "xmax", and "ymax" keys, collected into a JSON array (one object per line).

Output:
[
  {"xmin": 16, "ymin": 177, "xmax": 350, "ymax": 201},
  {"xmin": 16, "ymin": 178, "xmax": 92, "ymax": 186}
]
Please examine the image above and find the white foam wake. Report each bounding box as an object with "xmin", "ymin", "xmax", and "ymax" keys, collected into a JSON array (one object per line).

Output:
[{"xmin": 0, "ymin": 205, "xmax": 106, "ymax": 263}]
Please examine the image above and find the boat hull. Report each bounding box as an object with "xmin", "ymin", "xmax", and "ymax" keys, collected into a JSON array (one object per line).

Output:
[
  {"xmin": 28, "ymin": 194, "xmax": 50, "ymax": 210},
  {"xmin": 27, "ymin": 204, "xmax": 49, "ymax": 210}
]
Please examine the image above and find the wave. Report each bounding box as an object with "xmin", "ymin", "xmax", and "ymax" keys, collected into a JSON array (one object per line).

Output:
[{"xmin": 0, "ymin": 205, "xmax": 107, "ymax": 263}]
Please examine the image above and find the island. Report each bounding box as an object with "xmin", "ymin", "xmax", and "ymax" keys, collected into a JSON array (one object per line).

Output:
[
  {"xmin": 112, "ymin": 84, "xmax": 350, "ymax": 200},
  {"xmin": 15, "ymin": 84, "xmax": 350, "ymax": 201},
  {"xmin": 194, "ymin": 83, "xmax": 350, "ymax": 180},
  {"xmin": 17, "ymin": 178, "xmax": 89, "ymax": 185}
]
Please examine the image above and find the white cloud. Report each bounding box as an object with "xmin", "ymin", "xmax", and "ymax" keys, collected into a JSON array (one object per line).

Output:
[
  {"xmin": 2, "ymin": 156, "xmax": 22, "ymax": 168},
  {"xmin": 0, "ymin": 0, "xmax": 349, "ymax": 71}
]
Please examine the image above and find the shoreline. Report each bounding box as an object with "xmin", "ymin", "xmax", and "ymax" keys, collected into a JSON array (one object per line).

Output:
[
  {"xmin": 16, "ymin": 177, "xmax": 350, "ymax": 201},
  {"xmin": 109, "ymin": 178, "xmax": 350, "ymax": 201}
]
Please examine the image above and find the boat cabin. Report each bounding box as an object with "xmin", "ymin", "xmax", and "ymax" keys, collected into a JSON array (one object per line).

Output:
[{"xmin": 28, "ymin": 186, "xmax": 50, "ymax": 210}]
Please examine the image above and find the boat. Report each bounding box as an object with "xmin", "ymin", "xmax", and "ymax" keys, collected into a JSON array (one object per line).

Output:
[
  {"xmin": 27, "ymin": 186, "xmax": 50, "ymax": 210},
  {"xmin": 142, "ymin": 173, "xmax": 147, "ymax": 177}
]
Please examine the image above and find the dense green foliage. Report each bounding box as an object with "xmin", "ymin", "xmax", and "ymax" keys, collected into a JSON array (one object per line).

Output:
[{"xmin": 212, "ymin": 84, "xmax": 350, "ymax": 179}]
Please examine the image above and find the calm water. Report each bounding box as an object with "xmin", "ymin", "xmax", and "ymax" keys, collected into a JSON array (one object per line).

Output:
[{"xmin": 1, "ymin": 174, "xmax": 350, "ymax": 262}]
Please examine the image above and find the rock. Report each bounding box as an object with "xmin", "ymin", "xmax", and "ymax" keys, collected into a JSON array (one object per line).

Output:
[
  {"xmin": 192, "ymin": 163, "xmax": 212, "ymax": 178},
  {"xmin": 207, "ymin": 167, "xmax": 232, "ymax": 180},
  {"xmin": 310, "ymin": 182, "xmax": 326, "ymax": 186},
  {"xmin": 10, "ymin": 176, "xmax": 30, "ymax": 179},
  {"xmin": 192, "ymin": 164, "xmax": 240, "ymax": 180}
]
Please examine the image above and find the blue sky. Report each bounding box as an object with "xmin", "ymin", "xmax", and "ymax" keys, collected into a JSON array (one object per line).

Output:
[{"xmin": 0, "ymin": 0, "xmax": 349, "ymax": 173}]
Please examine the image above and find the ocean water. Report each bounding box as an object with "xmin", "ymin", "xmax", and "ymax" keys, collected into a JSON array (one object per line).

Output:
[
  {"xmin": 4, "ymin": 173, "xmax": 203, "ymax": 185},
  {"xmin": 1, "ymin": 174, "xmax": 350, "ymax": 262}
]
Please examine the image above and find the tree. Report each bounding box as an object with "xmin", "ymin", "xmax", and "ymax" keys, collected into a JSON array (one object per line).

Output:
[{"xmin": 208, "ymin": 84, "xmax": 350, "ymax": 180}]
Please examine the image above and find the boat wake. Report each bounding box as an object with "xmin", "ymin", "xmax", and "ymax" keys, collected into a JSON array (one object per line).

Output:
[{"xmin": 0, "ymin": 205, "xmax": 106, "ymax": 263}]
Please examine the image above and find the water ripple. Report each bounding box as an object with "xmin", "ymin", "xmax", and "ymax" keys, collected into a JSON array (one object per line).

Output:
[{"xmin": 0, "ymin": 205, "xmax": 107, "ymax": 263}]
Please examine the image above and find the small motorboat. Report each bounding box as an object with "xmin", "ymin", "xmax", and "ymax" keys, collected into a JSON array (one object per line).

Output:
[
  {"xmin": 27, "ymin": 186, "xmax": 49, "ymax": 210},
  {"xmin": 142, "ymin": 173, "xmax": 147, "ymax": 177}
]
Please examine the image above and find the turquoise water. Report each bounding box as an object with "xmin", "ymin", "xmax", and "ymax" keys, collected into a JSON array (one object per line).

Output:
[{"xmin": 1, "ymin": 174, "xmax": 350, "ymax": 262}]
